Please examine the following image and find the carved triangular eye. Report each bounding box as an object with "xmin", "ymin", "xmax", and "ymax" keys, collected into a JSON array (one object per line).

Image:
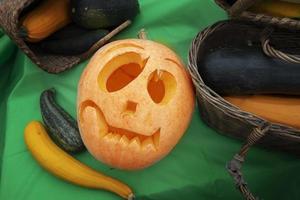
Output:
[
  {"xmin": 147, "ymin": 70, "xmax": 177, "ymax": 104},
  {"xmin": 98, "ymin": 52, "xmax": 148, "ymax": 92}
]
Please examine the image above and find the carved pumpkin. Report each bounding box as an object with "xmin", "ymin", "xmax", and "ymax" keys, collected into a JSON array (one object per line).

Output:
[{"xmin": 77, "ymin": 38, "xmax": 195, "ymax": 170}]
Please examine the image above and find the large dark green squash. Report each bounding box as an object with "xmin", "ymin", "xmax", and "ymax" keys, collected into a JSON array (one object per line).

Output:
[
  {"xmin": 40, "ymin": 88, "xmax": 85, "ymax": 153},
  {"xmin": 40, "ymin": 26, "xmax": 109, "ymax": 55},
  {"xmin": 71, "ymin": 0, "xmax": 140, "ymax": 29},
  {"xmin": 46, "ymin": 24, "xmax": 90, "ymax": 40},
  {"xmin": 197, "ymin": 20, "xmax": 300, "ymax": 95}
]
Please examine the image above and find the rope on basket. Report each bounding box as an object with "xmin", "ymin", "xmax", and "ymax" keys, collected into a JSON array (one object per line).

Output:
[
  {"xmin": 261, "ymin": 27, "xmax": 300, "ymax": 64},
  {"xmin": 228, "ymin": 0, "xmax": 261, "ymax": 17},
  {"xmin": 187, "ymin": 23, "xmax": 225, "ymax": 93},
  {"xmin": 227, "ymin": 123, "xmax": 271, "ymax": 200}
]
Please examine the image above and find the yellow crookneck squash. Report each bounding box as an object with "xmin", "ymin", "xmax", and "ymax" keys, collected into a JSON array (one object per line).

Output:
[
  {"xmin": 20, "ymin": 0, "xmax": 71, "ymax": 43},
  {"xmin": 24, "ymin": 121, "xmax": 134, "ymax": 200}
]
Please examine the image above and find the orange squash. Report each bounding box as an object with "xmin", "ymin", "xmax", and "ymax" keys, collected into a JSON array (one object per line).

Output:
[
  {"xmin": 20, "ymin": 0, "xmax": 71, "ymax": 42},
  {"xmin": 77, "ymin": 38, "xmax": 195, "ymax": 170},
  {"xmin": 225, "ymin": 95, "xmax": 300, "ymax": 129},
  {"xmin": 250, "ymin": 0, "xmax": 300, "ymax": 18}
]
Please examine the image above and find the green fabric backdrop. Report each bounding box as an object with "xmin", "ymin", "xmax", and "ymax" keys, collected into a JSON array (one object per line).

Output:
[{"xmin": 1, "ymin": 0, "xmax": 300, "ymax": 199}]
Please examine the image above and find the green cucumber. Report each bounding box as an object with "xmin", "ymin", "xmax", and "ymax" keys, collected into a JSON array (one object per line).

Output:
[
  {"xmin": 40, "ymin": 88, "xmax": 84, "ymax": 153},
  {"xmin": 71, "ymin": 0, "xmax": 140, "ymax": 29},
  {"xmin": 40, "ymin": 29, "xmax": 109, "ymax": 55}
]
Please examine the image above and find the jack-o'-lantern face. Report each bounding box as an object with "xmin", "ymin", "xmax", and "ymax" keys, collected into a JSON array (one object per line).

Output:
[{"xmin": 77, "ymin": 39, "xmax": 195, "ymax": 170}]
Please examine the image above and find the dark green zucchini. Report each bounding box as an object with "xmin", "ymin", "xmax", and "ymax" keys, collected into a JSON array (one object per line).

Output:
[
  {"xmin": 197, "ymin": 20, "xmax": 300, "ymax": 95},
  {"xmin": 40, "ymin": 29, "xmax": 109, "ymax": 55},
  {"xmin": 226, "ymin": 0, "xmax": 237, "ymax": 5},
  {"xmin": 40, "ymin": 88, "xmax": 84, "ymax": 153},
  {"xmin": 71, "ymin": 0, "xmax": 140, "ymax": 29},
  {"xmin": 47, "ymin": 24, "xmax": 90, "ymax": 40}
]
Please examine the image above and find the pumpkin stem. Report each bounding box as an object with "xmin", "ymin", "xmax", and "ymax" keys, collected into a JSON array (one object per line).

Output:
[{"xmin": 138, "ymin": 29, "xmax": 147, "ymax": 39}]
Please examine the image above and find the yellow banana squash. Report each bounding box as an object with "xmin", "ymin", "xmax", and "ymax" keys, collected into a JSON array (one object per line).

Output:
[
  {"xmin": 250, "ymin": 0, "xmax": 300, "ymax": 18},
  {"xmin": 225, "ymin": 95, "xmax": 300, "ymax": 129},
  {"xmin": 24, "ymin": 121, "xmax": 134, "ymax": 200},
  {"xmin": 20, "ymin": 0, "xmax": 71, "ymax": 42}
]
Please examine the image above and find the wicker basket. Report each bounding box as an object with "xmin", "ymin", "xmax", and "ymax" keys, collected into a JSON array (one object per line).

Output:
[
  {"xmin": 215, "ymin": 0, "xmax": 300, "ymax": 30},
  {"xmin": 0, "ymin": 0, "xmax": 130, "ymax": 74},
  {"xmin": 188, "ymin": 21, "xmax": 300, "ymax": 155},
  {"xmin": 188, "ymin": 1, "xmax": 300, "ymax": 199}
]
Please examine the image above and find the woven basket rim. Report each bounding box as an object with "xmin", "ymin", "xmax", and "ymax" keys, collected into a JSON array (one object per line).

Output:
[
  {"xmin": 187, "ymin": 20, "xmax": 300, "ymax": 139},
  {"xmin": 214, "ymin": 0, "xmax": 300, "ymax": 30},
  {"xmin": 215, "ymin": 0, "xmax": 230, "ymax": 11},
  {"xmin": 0, "ymin": 0, "xmax": 130, "ymax": 74}
]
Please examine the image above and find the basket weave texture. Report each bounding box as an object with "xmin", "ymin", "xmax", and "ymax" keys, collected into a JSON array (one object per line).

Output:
[
  {"xmin": 188, "ymin": 21, "xmax": 300, "ymax": 155},
  {"xmin": 193, "ymin": 1, "xmax": 300, "ymax": 199},
  {"xmin": 0, "ymin": 0, "xmax": 82, "ymax": 73},
  {"xmin": 215, "ymin": 0, "xmax": 300, "ymax": 30},
  {"xmin": 0, "ymin": 0, "xmax": 130, "ymax": 73}
]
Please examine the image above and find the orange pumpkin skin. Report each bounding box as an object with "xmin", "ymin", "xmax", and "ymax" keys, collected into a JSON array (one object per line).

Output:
[{"xmin": 77, "ymin": 39, "xmax": 195, "ymax": 170}]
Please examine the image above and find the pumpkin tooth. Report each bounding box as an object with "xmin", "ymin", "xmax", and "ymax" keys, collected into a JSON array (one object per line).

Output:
[
  {"xmin": 104, "ymin": 132, "xmax": 114, "ymax": 140},
  {"xmin": 152, "ymin": 129, "xmax": 160, "ymax": 149},
  {"xmin": 129, "ymin": 137, "xmax": 141, "ymax": 147},
  {"xmin": 141, "ymin": 137, "xmax": 154, "ymax": 149},
  {"xmin": 108, "ymin": 133, "xmax": 121, "ymax": 146},
  {"xmin": 113, "ymin": 134, "xmax": 121, "ymax": 142},
  {"xmin": 119, "ymin": 135, "xmax": 130, "ymax": 146}
]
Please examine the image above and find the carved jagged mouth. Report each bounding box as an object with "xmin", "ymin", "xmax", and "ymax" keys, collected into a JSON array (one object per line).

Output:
[
  {"xmin": 80, "ymin": 101, "xmax": 160, "ymax": 149},
  {"xmin": 103, "ymin": 126, "xmax": 160, "ymax": 149}
]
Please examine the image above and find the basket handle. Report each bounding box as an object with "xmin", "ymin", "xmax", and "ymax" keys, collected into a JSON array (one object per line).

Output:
[
  {"xmin": 261, "ymin": 27, "xmax": 300, "ymax": 64},
  {"xmin": 228, "ymin": 0, "xmax": 262, "ymax": 17},
  {"xmin": 227, "ymin": 123, "xmax": 271, "ymax": 200},
  {"xmin": 81, "ymin": 20, "xmax": 131, "ymax": 59}
]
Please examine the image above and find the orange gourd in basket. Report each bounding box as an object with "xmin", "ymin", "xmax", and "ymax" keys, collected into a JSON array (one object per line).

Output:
[
  {"xmin": 20, "ymin": 0, "xmax": 71, "ymax": 42},
  {"xmin": 225, "ymin": 95, "xmax": 300, "ymax": 129}
]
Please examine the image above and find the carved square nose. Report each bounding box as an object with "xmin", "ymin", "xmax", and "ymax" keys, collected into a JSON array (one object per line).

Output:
[{"xmin": 125, "ymin": 101, "xmax": 138, "ymax": 113}]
